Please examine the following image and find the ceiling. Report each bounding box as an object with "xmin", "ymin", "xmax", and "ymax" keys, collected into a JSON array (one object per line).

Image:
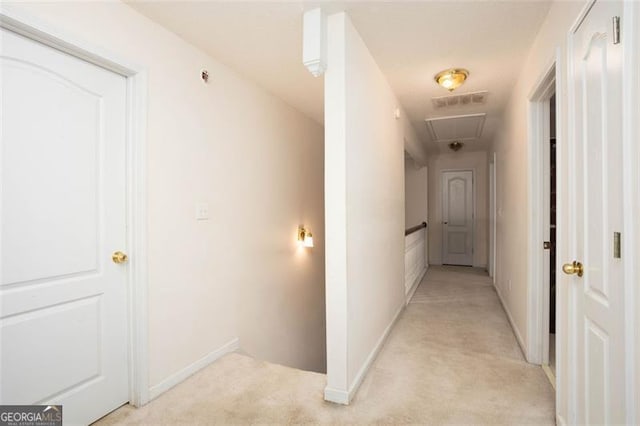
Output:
[{"xmin": 128, "ymin": 1, "xmax": 552, "ymax": 155}]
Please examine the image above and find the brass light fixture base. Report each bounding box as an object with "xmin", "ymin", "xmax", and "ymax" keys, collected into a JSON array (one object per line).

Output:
[
  {"xmin": 298, "ymin": 226, "xmax": 308, "ymax": 242},
  {"xmin": 435, "ymin": 68, "xmax": 470, "ymax": 92},
  {"xmin": 298, "ymin": 225, "xmax": 314, "ymax": 248},
  {"xmin": 449, "ymin": 141, "xmax": 464, "ymax": 151}
]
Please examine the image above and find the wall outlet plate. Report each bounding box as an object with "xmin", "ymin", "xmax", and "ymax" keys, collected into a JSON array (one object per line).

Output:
[{"xmin": 195, "ymin": 203, "xmax": 209, "ymax": 220}]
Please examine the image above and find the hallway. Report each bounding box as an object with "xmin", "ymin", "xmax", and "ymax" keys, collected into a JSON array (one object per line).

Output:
[{"xmin": 96, "ymin": 266, "xmax": 554, "ymax": 424}]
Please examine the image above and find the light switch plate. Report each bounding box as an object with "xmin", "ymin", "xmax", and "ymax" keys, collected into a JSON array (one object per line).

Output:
[{"xmin": 195, "ymin": 203, "xmax": 209, "ymax": 220}]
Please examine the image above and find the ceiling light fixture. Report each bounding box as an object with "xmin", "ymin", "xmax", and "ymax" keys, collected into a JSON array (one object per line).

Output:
[
  {"xmin": 449, "ymin": 141, "xmax": 464, "ymax": 152},
  {"xmin": 434, "ymin": 68, "xmax": 469, "ymax": 92}
]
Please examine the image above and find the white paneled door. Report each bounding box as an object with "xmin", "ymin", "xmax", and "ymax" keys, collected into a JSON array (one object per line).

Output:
[
  {"xmin": 569, "ymin": 1, "xmax": 626, "ymax": 424},
  {"xmin": 442, "ymin": 170, "xmax": 473, "ymax": 266},
  {"xmin": 1, "ymin": 29, "xmax": 129, "ymax": 425}
]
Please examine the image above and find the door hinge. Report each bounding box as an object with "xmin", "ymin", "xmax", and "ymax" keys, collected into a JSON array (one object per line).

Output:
[
  {"xmin": 613, "ymin": 16, "xmax": 620, "ymax": 45},
  {"xmin": 613, "ymin": 232, "xmax": 621, "ymax": 258}
]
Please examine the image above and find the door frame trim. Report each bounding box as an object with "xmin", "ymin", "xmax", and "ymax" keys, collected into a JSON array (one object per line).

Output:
[
  {"xmin": 440, "ymin": 168, "xmax": 475, "ymax": 267},
  {"xmin": 488, "ymin": 153, "xmax": 496, "ymax": 283},
  {"xmin": 622, "ymin": 1, "xmax": 640, "ymax": 423},
  {"xmin": 526, "ymin": 59, "xmax": 556, "ymax": 367},
  {"xmin": 527, "ymin": 52, "xmax": 566, "ymax": 423},
  {"xmin": 0, "ymin": 6, "xmax": 151, "ymax": 406}
]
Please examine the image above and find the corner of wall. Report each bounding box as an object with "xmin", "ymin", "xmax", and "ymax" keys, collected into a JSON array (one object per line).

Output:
[{"xmin": 148, "ymin": 337, "xmax": 239, "ymax": 401}]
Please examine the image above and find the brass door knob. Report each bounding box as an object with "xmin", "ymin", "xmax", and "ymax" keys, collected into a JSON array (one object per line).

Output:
[
  {"xmin": 562, "ymin": 261, "xmax": 583, "ymax": 277},
  {"xmin": 112, "ymin": 251, "xmax": 128, "ymax": 264}
]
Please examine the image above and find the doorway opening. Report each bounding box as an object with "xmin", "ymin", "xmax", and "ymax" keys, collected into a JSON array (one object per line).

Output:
[
  {"xmin": 526, "ymin": 61, "xmax": 557, "ymax": 390},
  {"xmin": 546, "ymin": 94, "xmax": 557, "ymax": 383}
]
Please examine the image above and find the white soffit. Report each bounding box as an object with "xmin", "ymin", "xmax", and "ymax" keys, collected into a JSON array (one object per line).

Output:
[{"xmin": 424, "ymin": 113, "xmax": 486, "ymax": 143}]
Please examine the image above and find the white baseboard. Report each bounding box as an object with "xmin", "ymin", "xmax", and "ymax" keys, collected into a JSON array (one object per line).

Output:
[
  {"xmin": 148, "ymin": 337, "xmax": 239, "ymax": 401},
  {"xmin": 324, "ymin": 386, "xmax": 349, "ymax": 405},
  {"xmin": 332, "ymin": 302, "xmax": 404, "ymax": 405},
  {"xmin": 406, "ymin": 266, "xmax": 427, "ymax": 305},
  {"xmin": 557, "ymin": 414, "xmax": 567, "ymax": 426},
  {"xmin": 541, "ymin": 363, "xmax": 556, "ymax": 390},
  {"xmin": 493, "ymin": 283, "xmax": 527, "ymax": 359}
]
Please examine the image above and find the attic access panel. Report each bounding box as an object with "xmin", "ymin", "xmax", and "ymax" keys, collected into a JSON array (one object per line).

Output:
[{"xmin": 424, "ymin": 113, "xmax": 486, "ymax": 143}]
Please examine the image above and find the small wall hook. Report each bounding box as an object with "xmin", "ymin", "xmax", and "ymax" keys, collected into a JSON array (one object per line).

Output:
[{"xmin": 201, "ymin": 69, "xmax": 209, "ymax": 83}]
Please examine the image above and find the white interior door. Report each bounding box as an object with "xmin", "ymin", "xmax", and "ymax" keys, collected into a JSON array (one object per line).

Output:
[
  {"xmin": 442, "ymin": 170, "xmax": 473, "ymax": 266},
  {"xmin": 568, "ymin": 1, "xmax": 626, "ymax": 423},
  {"xmin": 1, "ymin": 28, "xmax": 129, "ymax": 425}
]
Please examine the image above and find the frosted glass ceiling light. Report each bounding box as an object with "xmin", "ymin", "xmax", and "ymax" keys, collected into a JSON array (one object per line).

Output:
[{"xmin": 435, "ymin": 68, "xmax": 469, "ymax": 92}]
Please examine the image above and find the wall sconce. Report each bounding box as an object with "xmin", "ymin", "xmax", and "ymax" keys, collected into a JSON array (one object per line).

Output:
[{"xmin": 298, "ymin": 225, "xmax": 314, "ymax": 248}]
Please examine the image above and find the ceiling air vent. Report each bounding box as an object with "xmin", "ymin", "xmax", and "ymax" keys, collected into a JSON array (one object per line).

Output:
[{"xmin": 431, "ymin": 90, "xmax": 489, "ymax": 109}]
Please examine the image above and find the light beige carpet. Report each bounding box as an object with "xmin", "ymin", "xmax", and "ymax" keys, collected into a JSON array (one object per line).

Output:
[{"xmin": 95, "ymin": 266, "xmax": 555, "ymax": 425}]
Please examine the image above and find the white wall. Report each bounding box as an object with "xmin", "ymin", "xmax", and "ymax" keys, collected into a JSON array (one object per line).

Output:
[
  {"xmin": 324, "ymin": 12, "xmax": 418, "ymax": 403},
  {"xmin": 489, "ymin": 1, "xmax": 586, "ymax": 422},
  {"xmin": 6, "ymin": 0, "xmax": 327, "ymax": 392},
  {"xmin": 427, "ymin": 151, "xmax": 488, "ymax": 268},
  {"xmin": 404, "ymin": 156, "xmax": 428, "ymax": 229},
  {"xmin": 234, "ymin": 112, "xmax": 326, "ymax": 374}
]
